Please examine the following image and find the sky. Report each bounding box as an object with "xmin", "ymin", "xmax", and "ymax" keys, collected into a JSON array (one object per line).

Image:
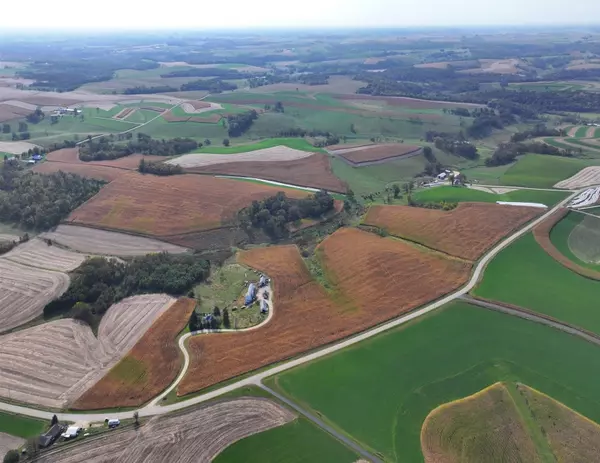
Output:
[{"xmin": 1, "ymin": 0, "xmax": 598, "ymax": 30}]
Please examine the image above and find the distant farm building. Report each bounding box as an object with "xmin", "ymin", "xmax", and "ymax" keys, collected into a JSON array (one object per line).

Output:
[
  {"xmin": 245, "ymin": 283, "xmax": 257, "ymax": 306},
  {"xmin": 39, "ymin": 424, "xmax": 65, "ymax": 447}
]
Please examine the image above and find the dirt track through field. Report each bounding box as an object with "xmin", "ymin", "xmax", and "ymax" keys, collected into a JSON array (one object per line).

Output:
[
  {"xmin": 168, "ymin": 145, "xmax": 313, "ymax": 168},
  {"xmin": 3, "ymin": 238, "xmax": 86, "ymax": 272},
  {"xmin": 36, "ymin": 398, "xmax": 294, "ymax": 463},
  {"xmin": 0, "ymin": 259, "xmax": 70, "ymax": 334},
  {"xmin": 41, "ymin": 225, "xmax": 189, "ymax": 256},
  {"xmin": 555, "ymin": 166, "xmax": 600, "ymax": 189},
  {"xmin": 0, "ymin": 294, "xmax": 175, "ymax": 408}
]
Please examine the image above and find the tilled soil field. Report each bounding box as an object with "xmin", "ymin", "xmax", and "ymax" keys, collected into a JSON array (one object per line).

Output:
[
  {"xmin": 188, "ymin": 153, "xmax": 348, "ymax": 193},
  {"xmin": 0, "ymin": 294, "xmax": 175, "ymax": 408},
  {"xmin": 113, "ymin": 107, "xmax": 135, "ymax": 119},
  {"xmin": 45, "ymin": 148, "xmax": 166, "ymax": 170},
  {"xmin": 2, "ymin": 238, "xmax": 86, "ymax": 272},
  {"xmin": 37, "ymin": 398, "xmax": 295, "ymax": 463},
  {"xmin": 32, "ymin": 161, "xmax": 126, "ymax": 182},
  {"xmin": 168, "ymin": 145, "xmax": 313, "ymax": 168},
  {"xmin": 67, "ymin": 173, "xmax": 309, "ymax": 237},
  {"xmin": 179, "ymin": 228, "xmax": 470, "ymax": 395},
  {"xmin": 334, "ymin": 143, "xmax": 422, "ymax": 164},
  {"xmin": 0, "ymin": 260, "xmax": 69, "ymax": 334},
  {"xmin": 73, "ymin": 298, "xmax": 196, "ymax": 409},
  {"xmin": 555, "ymin": 166, "xmax": 600, "ymax": 189},
  {"xmin": 41, "ymin": 225, "xmax": 189, "ymax": 256},
  {"xmin": 364, "ymin": 203, "xmax": 541, "ymax": 261}
]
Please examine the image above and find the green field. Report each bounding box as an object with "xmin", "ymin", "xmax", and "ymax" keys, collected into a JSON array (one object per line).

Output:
[
  {"xmin": 0, "ymin": 411, "xmax": 47, "ymax": 439},
  {"xmin": 474, "ymin": 232, "xmax": 600, "ymax": 335},
  {"xmin": 500, "ymin": 154, "xmax": 592, "ymax": 188},
  {"xmin": 575, "ymin": 126, "xmax": 590, "ymax": 138},
  {"xmin": 412, "ymin": 185, "xmax": 568, "ymax": 206},
  {"xmin": 549, "ymin": 211, "xmax": 600, "ymax": 270},
  {"xmin": 213, "ymin": 417, "xmax": 359, "ymax": 463},
  {"xmin": 563, "ymin": 138, "xmax": 600, "ymax": 151},
  {"xmin": 460, "ymin": 163, "xmax": 514, "ymax": 185},
  {"xmin": 266, "ymin": 302, "xmax": 600, "ymax": 462},
  {"xmin": 198, "ymin": 137, "xmax": 324, "ymax": 154}
]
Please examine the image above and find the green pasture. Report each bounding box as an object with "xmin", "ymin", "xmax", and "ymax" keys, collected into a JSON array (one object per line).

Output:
[
  {"xmin": 412, "ymin": 185, "xmax": 568, "ymax": 206},
  {"xmin": 0, "ymin": 411, "xmax": 47, "ymax": 439},
  {"xmin": 267, "ymin": 301, "xmax": 600, "ymax": 462},
  {"xmin": 213, "ymin": 417, "xmax": 359, "ymax": 463},
  {"xmin": 460, "ymin": 163, "xmax": 514, "ymax": 184},
  {"xmin": 542, "ymin": 138, "xmax": 599, "ymax": 156},
  {"xmin": 500, "ymin": 154, "xmax": 592, "ymax": 188},
  {"xmin": 549, "ymin": 210, "xmax": 600, "ymax": 270},
  {"xmin": 132, "ymin": 116, "xmax": 227, "ymax": 140},
  {"xmin": 474, "ymin": 232, "xmax": 600, "ymax": 335},
  {"xmin": 563, "ymin": 138, "xmax": 600, "ymax": 151}
]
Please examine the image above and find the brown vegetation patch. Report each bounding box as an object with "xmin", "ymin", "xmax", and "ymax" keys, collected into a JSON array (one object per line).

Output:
[
  {"xmin": 140, "ymin": 106, "xmax": 166, "ymax": 113},
  {"xmin": 364, "ymin": 203, "xmax": 541, "ymax": 261},
  {"xmin": 189, "ymin": 153, "xmax": 348, "ymax": 193},
  {"xmin": 73, "ymin": 297, "xmax": 195, "ymax": 409},
  {"xmin": 334, "ymin": 94, "xmax": 483, "ymax": 109},
  {"xmin": 67, "ymin": 173, "xmax": 308, "ymax": 237},
  {"xmin": 32, "ymin": 161, "xmax": 126, "ymax": 182},
  {"xmin": 533, "ymin": 208, "xmax": 600, "ymax": 280},
  {"xmin": 178, "ymin": 228, "xmax": 470, "ymax": 395},
  {"xmin": 0, "ymin": 103, "xmax": 30, "ymax": 122},
  {"xmin": 335, "ymin": 143, "xmax": 421, "ymax": 164},
  {"xmin": 46, "ymin": 147, "xmax": 165, "ymax": 169},
  {"xmin": 421, "ymin": 382, "xmax": 540, "ymax": 463},
  {"xmin": 37, "ymin": 398, "xmax": 294, "ymax": 463},
  {"xmin": 327, "ymin": 142, "xmax": 375, "ymax": 151},
  {"xmin": 20, "ymin": 95, "xmax": 82, "ymax": 106}
]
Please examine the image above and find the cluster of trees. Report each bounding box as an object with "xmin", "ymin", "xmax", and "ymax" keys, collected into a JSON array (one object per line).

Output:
[
  {"xmin": 189, "ymin": 306, "xmax": 231, "ymax": 331},
  {"xmin": 0, "ymin": 169, "xmax": 103, "ymax": 230},
  {"xmin": 486, "ymin": 141, "xmax": 576, "ymax": 167},
  {"xmin": 0, "ymin": 233, "xmax": 29, "ymax": 255},
  {"xmin": 479, "ymin": 89, "xmax": 600, "ymax": 113},
  {"xmin": 242, "ymin": 190, "xmax": 335, "ymax": 238},
  {"xmin": 44, "ymin": 253, "xmax": 210, "ymax": 326},
  {"xmin": 80, "ymin": 133, "xmax": 198, "ymax": 161},
  {"xmin": 264, "ymin": 101, "xmax": 284, "ymax": 113},
  {"xmin": 298, "ymin": 73, "xmax": 329, "ymax": 85},
  {"xmin": 275, "ymin": 128, "xmax": 332, "ymax": 138},
  {"xmin": 313, "ymin": 134, "xmax": 341, "ymax": 147},
  {"xmin": 510, "ymin": 125, "xmax": 564, "ymax": 142},
  {"xmin": 226, "ymin": 110, "xmax": 258, "ymax": 137},
  {"xmin": 161, "ymin": 68, "xmax": 243, "ymax": 79},
  {"xmin": 25, "ymin": 108, "xmax": 45, "ymax": 124},
  {"xmin": 123, "ymin": 85, "xmax": 178, "ymax": 95},
  {"xmin": 138, "ymin": 159, "xmax": 183, "ymax": 176},
  {"xmin": 433, "ymin": 136, "xmax": 478, "ymax": 160},
  {"xmin": 123, "ymin": 78, "xmax": 237, "ymax": 95},
  {"xmin": 466, "ymin": 109, "xmax": 516, "ymax": 138}
]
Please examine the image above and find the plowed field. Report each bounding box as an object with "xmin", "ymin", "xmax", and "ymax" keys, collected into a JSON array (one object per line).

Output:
[
  {"xmin": 333, "ymin": 143, "xmax": 421, "ymax": 165},
  {"xmin": 37, "ymin": 398, "xmax": 295, "ymax": 463},
  {"xmin": 0, "ymin": 294, "xmax": 175, "ymax": 408},
  {"xmin": 179, "ymin": 228, "xmax": 470, "ymax": 395},
  {"xmin": 364, "ymin": 203, "xmax": 541, "ymax": 261},
  {"xmin": 32, "ymin": 161, "xmax": 125, "ymax": 182},
  {"xmin": 41, "ymin": 225, "xmax": 188, "ymax": 256},
  {"xmin": 189, "ymin": 153, "xmax": 348, "ymax": 192},
  {"xmin": 67, "ymin": 173, "xmax": 308, "ymax": 237},
  {"xmin": 555, "ymin": 166, "xmax": 600, "ymax": 189},
  {"xmin": 74, "ymin": 298, "xmax": 196, "ymax": 409},
  {"xmin": 2, "ymin": 238, "xmax": 86, "ymax": 272},
  {"xmin": 0, "ymin": 260, "xmax": 69, "ymax": 334}
]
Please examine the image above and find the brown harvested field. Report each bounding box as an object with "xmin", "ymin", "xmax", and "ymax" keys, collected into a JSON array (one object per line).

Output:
[
  {"xmin": 187, "ymin": 154, "xmax": 348, "ymax": 193},
  {"xmin": 2, "ymin": 238, "xmax": 87, "ymax": 272},
  {"xmin": 37, "ymin": 398, "xmax": 295, "ymax": 463},
  {"xmin": 0, "ymin": 259, "xmax": 69, "ymax": 334},
  {"xmin": 46, "ymin": 147, "xmax": 165, "ymax": 169},
  {"xmin": 32, "ymin": 161, "xmax": 126, "ymax": 182},
  {"xmin": 555, "ymin": 166, "xmax": 600, "ymax": 189},
  {"xmin": 334, "ymin": 143, "xmax": 421, "ymax": 164},
  {"xmin": 67, "ymin": 173, "xmax": 309, "ymax": 237},
  {"xmin": 41, "ymin": 225, "xmax": 189, "ymax": 256},
  {"xmin": 0, "ymin": 294, "xmax": 175, "ymax": 408},
  {"xmin": 334, "ymin": 94, "xmax": 483, "ymax": 109},
  {"xmin": 520, "ymin": 384, "xmax": 600, "ymax": 462},
  {"xmin": 533, "ymin": 208, "xmax": 600, "ymax": 280},
  {"xmin": 178, "ymin": 228, "xmax": 470, "ymax": 395},
  {"xmin": 421, "ymin": 382, "xmax": 540, "ymax": 463},
  {"xmin": 73, "ymin": 298, "xmax": 195, "ymax": 409},
  {"xmin": 0, "ymin": 433, "xmax": 24, "ymax": 460},
  {"xmin": 0, "ymin": 141, "xmax": 39, "ymax": 155},
  {"xmin": 364, "ymin": 203, "xmax": 541, "ymax": 261},
  {"xmin": 0, "ymin": 103, "xmax": 30, "ymax": 122}
]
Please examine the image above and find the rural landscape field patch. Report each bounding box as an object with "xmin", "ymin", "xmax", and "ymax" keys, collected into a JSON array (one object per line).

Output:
[
  {"xmin": 555, "ymin": 166, "xmax": 600, "ymax": 189},
  {"xmin": 179, "ymin": 228, "xmax": 470, "ymax": 395},
  {"xmin": 73, "ymin": 297, "xmax": 196, "ymax": 409},
  {"xmin": 66, "ymin": 173, "xmax": 308, "ymax": 237},
  {"xmin": 2, "ymin": 238, "xmax": 87, "ymax": 272},
  {"xmin": 363, "ymin": 203, "xmax": 541, "ymax": 260},
  {"xmin": 330, "ymin": 143, "xmax": 422, "ymax": 165},
  {"xmin": 267, "ymin": 301, "xmax": 600, "ymax": 462}
]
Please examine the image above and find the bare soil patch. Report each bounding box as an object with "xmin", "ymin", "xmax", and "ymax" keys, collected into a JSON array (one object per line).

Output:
[
  {"xmin": 0, "ymin": 260, "xmax": 69, "ymax": 334},
  {"xmin": 568, "ymin": 126, "xmax": 580, "ymax": 137},
  {"xmin": 0, "ymin": 294, "xmax": 175, "ymax": 408},
  {"xmin": 364, "ymin": 203, "xmax": 541, "ymax": 261},
  {"xmin": 179, "ymin": 228, "xmax": 470, "ymax": 395},
  {"xmin": 46, "ymin": 147, "xmax": 165, "ymax": 169},
  {"xmin": 0, "ymin": 141, "xmax": 39, "ymax": 155},
  {"xmin": 0, "ymin": 433, "xmax": 24, "ymax": 460},
  {"xmin": 188, "ymin": 153, "xmax": 348, "ymax": 193},
  {"xmin": 38, "ymin": 398, "xmax": 294, "ymax": 463},
  {"xmin": 421, "ymin": 383, "xmax": 540, "ymax": 463},
  {"xmin": 2, "ymin": 238, "xmax": 86, "ymax": 272},
  {"xmin": 73, "ymin": 298, "xmax": 196, "ymax": 409},
  {"xmin": 327, "ymin": 142, "xmax": 375, "ymax": 151},
  {"xmin": 334, "ymin": 143, "xmax": 421, "ymax": 164},
  {"xmin": 586, "ymin": 127, "xmax": 597, "ymax": 138},
  {"xmin": 41, "ymin": 225, "xmax": 189, "ymax": 256},
  {"xmin": 67, "ymin": 173, "xmax": 309, "ymax": 237},
  {"xmin": 554, "ymin": 166, "xmax": 600, "ymax": 189},
  {"xmin": 168, "ymin": 145, "xmax": 313, "ymax": 168}
]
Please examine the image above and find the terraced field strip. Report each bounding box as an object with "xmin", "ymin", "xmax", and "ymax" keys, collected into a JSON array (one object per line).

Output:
[
  {"xmin": 575, "ymin": 126, "xmax": 590, "ymax": 138},
  {"xmin": 2, "ymin": 238, "xmax": 86, "ymax": 272},
  {"xmin": 0, "ymin": 294, "xmax": 175, "ymax": 408},
  {"xmin": 555, "ymin": 166, "xmax": 600, "ymax": 189}
]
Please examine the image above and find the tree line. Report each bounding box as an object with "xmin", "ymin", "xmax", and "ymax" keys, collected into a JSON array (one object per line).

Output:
[
  {"xmin": 44, "ymin": 253, "xmax": 210, "ymax": 328},
  {"xmin": 226, "ymin": 110, "xmax": 258, "ymax": 137},
  {"xmin": 80, "ymin": 133, "xmax": 198, "ymax": 161},
  {"xmin": 138, "ymin": 158, "xmax": 183, "ymax": 176},
  {"xmin": 486, "ymin": 141, "xmax": 577, "ymax": 167}
]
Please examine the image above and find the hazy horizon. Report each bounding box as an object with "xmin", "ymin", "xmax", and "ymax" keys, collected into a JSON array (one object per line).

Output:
[{"xmin": 1, "ymin": 0, "xmax": 599, "ymax": 31}]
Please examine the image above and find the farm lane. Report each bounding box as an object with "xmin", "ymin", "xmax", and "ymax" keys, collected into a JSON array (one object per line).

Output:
[
  {"xmin": 0, "ymin": 189, "xmax": 578, "ymax": 426},
  {"xmin": 258, "ymin": 384, "xmax": 383, "ymax": 463},
  {"xmin": 461, "ymin": 296, "xmax": 600, "ymax": 347}
]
